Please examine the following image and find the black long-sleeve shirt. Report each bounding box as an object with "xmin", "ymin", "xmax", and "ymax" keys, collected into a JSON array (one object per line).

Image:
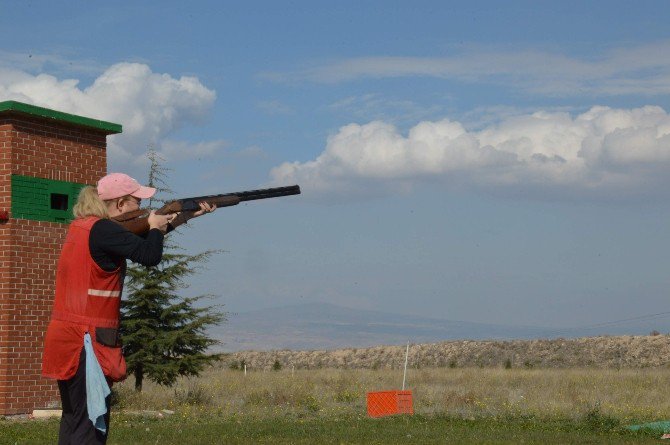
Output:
[{"xmin": 89, "ymin": 219, "xmax": 164, "ymax": 272}]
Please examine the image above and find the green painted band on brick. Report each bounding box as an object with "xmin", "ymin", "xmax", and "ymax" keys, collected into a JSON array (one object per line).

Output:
[
  {"xmin": 0, "ymin": 100, "xmax": 122, "ymax": 134},
  {"xmin": 11, "ymin": 175, "xmax": 87, "ymax": 224}
]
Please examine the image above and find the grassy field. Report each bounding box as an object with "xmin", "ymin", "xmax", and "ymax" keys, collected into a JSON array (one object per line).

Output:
[
  {"xmin": 115, "ymin": 365, "xmax": 670, "ymax": 422},
  {"xmin": 3, "ymin": 366, "xmax": 670, "ymax": 443},
  {"xmin": 1, "ymin": 413, "xmax": 662, "ymax": 444}
]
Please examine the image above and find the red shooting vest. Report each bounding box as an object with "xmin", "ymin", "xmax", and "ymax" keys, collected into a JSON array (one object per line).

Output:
[{"xmin": 42, "ymin": 216, "xmax": 127, "ymax": 382}]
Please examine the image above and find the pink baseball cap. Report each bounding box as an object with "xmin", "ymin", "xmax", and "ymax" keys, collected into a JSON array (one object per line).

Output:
[{"xmin": 97, "ymin": 173, "xmax": 156, "ymax": 201}]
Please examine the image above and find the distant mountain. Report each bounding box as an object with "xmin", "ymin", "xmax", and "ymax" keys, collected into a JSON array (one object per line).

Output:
[{"xmin": 210, "ymin": 302, "xmax": 664, "ymax": 352}]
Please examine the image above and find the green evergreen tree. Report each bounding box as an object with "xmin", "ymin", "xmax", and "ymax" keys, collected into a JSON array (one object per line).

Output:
[{"xmin": 120, "ymin": 150, "xmax": 225, "ymax": 392}]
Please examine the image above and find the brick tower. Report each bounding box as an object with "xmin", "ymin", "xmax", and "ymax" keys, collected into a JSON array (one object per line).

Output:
[{"xmin": 0, "ymin": 101, "xmax": 121, "ymax": 415}]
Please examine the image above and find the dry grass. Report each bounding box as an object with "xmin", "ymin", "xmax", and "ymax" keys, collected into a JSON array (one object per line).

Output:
[
  {"xmin": 113, "ymin": 366, "xmax": 670, "ymax": 424},
  {"xmin": 410, "ymin": 368, "xmax": 670, "ymax": 422},
  {"xmin": 222, "ymin": 335, "xmax": 670, "ymax": 370},
  {"xmin": 111, "ymin": 335, "xmax": 670, "ymax": 426}
]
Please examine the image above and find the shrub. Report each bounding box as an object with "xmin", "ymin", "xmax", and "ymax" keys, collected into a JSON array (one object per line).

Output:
[
  {"xmin": 301, "ymin": 395, "xmax": 320, "ymax": 413},
  {"xmin": 334, "ymin": 390, "xmax": 358, "ymax": 403},
  {"xmin": 582, "ymin": 403, "xmax": 620, "ymax": 431},
  {"xmin": 174, "ymin": 382, "xmax": 210, "ymax": 406}
]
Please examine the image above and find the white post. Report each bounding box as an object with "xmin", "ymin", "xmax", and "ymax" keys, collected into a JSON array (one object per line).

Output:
[
  {"xmin": 402, "ymin": 341, "xmax": 409, "ymax": 390},
  {"xmin": 244, "ymin": 363, "xmax": 247, "ymax": 376}
]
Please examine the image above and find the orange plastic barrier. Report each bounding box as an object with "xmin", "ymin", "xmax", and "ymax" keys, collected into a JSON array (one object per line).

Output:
[{"xmin": 366, "ymin": 390, "xmax": 413, "ymax": 418}]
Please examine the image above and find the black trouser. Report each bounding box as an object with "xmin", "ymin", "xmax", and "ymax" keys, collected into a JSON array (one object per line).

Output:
[{"xmin": 57, "ymin": 347, "xmax": 111, "ymax": 445}]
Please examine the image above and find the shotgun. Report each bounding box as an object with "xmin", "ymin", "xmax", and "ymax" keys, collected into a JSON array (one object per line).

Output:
[{"xmin": 112, "ymin": 185, "xmax": 301, "ymax": 235}]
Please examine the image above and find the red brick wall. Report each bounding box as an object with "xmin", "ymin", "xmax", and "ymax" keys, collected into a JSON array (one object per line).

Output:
[
  {"xmin": 0, "ymin": 123, "xmax": 12, "ymax": 415},
  {"xmin": 0, "ymin": 115, "xmax": 107, "ymax": 415}
]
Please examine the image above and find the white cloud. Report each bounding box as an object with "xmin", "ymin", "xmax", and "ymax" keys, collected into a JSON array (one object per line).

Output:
[
  {"xmin": 270, "ymin": 106, "xmax": 670, "ymax": 199},
  {"xmin": 0, "ymin": 62, "xmax": 217, "ymax": 165},
  {"xmin": 261, "ymin": 40, "xmax": 670, "ymax": 97}
]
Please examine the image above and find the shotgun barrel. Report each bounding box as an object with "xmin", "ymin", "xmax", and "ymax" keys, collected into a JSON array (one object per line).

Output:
[
  {"xmin": 113, "ymin": 184, "xmax": 301, "ymax": 235},
  {"xmin": 164, "ymin": 185, "xmax": 301, "ymax": 212}
]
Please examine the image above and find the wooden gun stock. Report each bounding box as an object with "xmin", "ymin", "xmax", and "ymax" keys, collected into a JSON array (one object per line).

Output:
[{"xmin": 112, "ymin": 185, "xmax": 300, "ymax": 235}]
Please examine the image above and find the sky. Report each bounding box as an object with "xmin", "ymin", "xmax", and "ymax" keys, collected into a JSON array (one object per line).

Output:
[{"xmin": 2, "ymin": 1, "xmax": 670, "ymax": 331}]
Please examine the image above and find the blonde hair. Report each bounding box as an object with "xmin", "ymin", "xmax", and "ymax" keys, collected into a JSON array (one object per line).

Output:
[{"xmin": 73, "ymin": 186, "xmax": 109, "ymax": 219}]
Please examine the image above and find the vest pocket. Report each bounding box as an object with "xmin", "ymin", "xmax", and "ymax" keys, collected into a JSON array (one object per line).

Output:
[{"xmin": 95, "ymin": 327, "xmax": 121, "ymax": 347}]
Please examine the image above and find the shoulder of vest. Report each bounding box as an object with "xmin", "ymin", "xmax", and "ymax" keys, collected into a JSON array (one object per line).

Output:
[{"xmin": 71, "ymin": 216, "xmax": 102, "ymax": 230}]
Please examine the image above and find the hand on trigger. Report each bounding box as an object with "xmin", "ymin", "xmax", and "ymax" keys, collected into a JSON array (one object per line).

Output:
[{"xmin": 147, "ymin": 210, "xmax": 174, "ymax": 233}]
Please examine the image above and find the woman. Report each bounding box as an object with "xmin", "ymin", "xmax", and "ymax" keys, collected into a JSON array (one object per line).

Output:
[{"xmin": 42, "ymin": 173, "xmax": 214, "ymax": 444}]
